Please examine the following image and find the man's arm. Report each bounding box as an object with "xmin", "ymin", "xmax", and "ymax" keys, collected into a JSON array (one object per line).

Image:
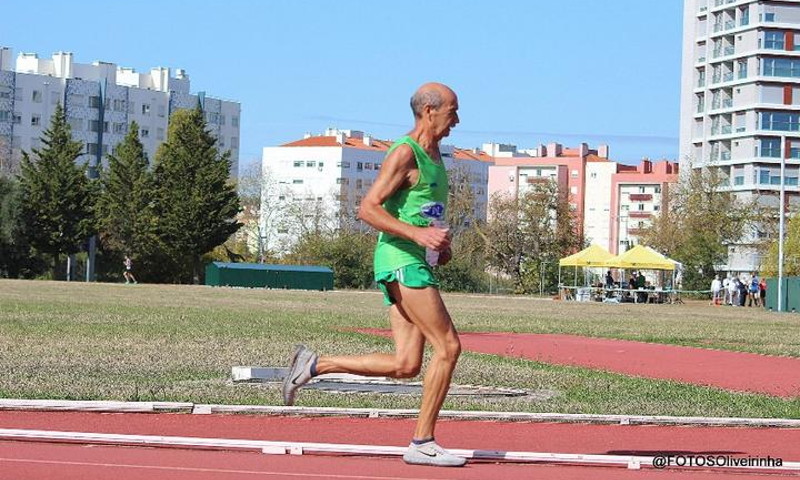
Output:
[{"xmin": 358, "ymin": 144, "xmax": 450, "ymax": 252}]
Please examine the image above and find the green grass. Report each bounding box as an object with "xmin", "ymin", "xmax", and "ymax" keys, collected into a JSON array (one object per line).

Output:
[{"xmin": 0, "ymin": 279, "xmax": 798, "ymax": 418}]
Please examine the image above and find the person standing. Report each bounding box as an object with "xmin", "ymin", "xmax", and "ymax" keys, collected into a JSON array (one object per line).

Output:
[
  {"xmin": 282, "ymin": 82, "xmax": 465, "ymax": 467},
  {"xmin": 710, "ymin": 275, "xmax": 722, "ymax": 305}
]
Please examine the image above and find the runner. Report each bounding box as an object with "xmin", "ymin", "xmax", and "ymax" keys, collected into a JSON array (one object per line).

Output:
[{"xmin": 282, "ymin": 82, "xmax": 465, "ymax": 467}]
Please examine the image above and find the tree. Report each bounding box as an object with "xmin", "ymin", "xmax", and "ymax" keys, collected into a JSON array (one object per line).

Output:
[
  {"xmin": 96, "ymin": 122, "xmax": 161, "ymax": 281},
  {"xmin": 286, "ymin": 229, "xmax": 375, "ymax": 289},
  {"xmin": 0, "ymin": 134, "xmax": 17, "ymax": 178},
  {"xmin": 0, "ymin": 176, "xmax": 46, "ymax": 277},
  {"xmin": 638, "ymin": 166, "xmax": 753, "ymax": 290},
  {"xmin": 480, "ymin": 180, "xmax": 581, "ymax": 293},
  {"xmin": 761, "ymin": 208, "xmax": 800, "ymax": 277},
  {"xmin": 16, "ymin": 103, "xmax": 96, "ymax": 278},
  {"xmin": 151, "ymin": 107, "xmax": 242, "ymax": 283}
]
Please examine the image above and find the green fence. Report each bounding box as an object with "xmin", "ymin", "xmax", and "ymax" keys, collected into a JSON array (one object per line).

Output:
[
  {"xmin": 205, "ymin": 262, "xmax": 334, "ymax": 291},
  {"xmin": 765, "ymin": 277, "xmax": 800, "ymax": 312}
]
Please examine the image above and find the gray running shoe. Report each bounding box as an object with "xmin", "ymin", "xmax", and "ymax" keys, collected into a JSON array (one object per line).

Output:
[
  {"xmin": 282, "ymin": 344, "xmax": 317, "ymax": 406},
  {"xmin": 402, "ymin": 441, "xmax": 467, "ymax": 467}
]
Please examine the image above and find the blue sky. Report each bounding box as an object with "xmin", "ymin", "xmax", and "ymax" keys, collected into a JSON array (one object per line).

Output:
[{"xmin": 3, "ymin": 0, "xmax": 683, "ymax": 167}]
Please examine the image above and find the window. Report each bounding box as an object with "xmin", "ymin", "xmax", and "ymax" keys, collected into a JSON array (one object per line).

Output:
[
  {"xmin": 357, "ymin": 162, "xmax": 363, "ymax": 171},
  {"xmin": 113, "ymin": 122, "xmax": 127, "ymax": 134},
  {"xmin": 639, "ymin": 204, "xmax": 645, "ymax": 211},
  {"xmin": 293, "ymin": 161, "xmax": 303, "ymax": 167},
  {"xmin": 764, "ymin": 31, "xmax": 784, "ymax": 50},
  {"xmin": 365, "ymin": 163, "xmax": 373, "ymax": 170},
  {"xmin": 621, "ymin": 205, "xmax": 630, "ymax": 211},
  {"xmin": 0, "ymin": 88, "xmax": 10, "ymax": 99},
  {"xmin": 141, "ymin": 104, "xmax": 150, "ymax": 115},
  {"xmin": 307, "ymin": 161, "xmax": 316, "ymax": 168},
  {"xmin": 232, "ymin": 116, "xmax": 239, "ymax": 127},
  {"xmin": 292, "ymin": 179, "xmax": 303, "ymax": 184},
  {"xmin": 571, "ymin": 169, "xmax": 578, "ymax": 178},
  {"xmin": 158, "ymin": 105, "xmax": 166, "ymax": 117},
  {"xmin": 654, "ymin": 185, "xmax": 661, "ymax": 193},
  {"xmin": 734, "ymin": 176, "xmax": 744, "ymax": 185},
  {"xmin": 764, "ymin": 12, "xmax": 776, "ymax": 22},
  {"xmin": 760, "ymin": 111, "xmax": 800, "ymax": 131},
  {"xmin": 356, "ymin": 179, "xmax": 363, "ymax": 189},
  {"xmin": 336, "ymin": 178, "xmax": 344, "ymax": 184},
  {"xmin": 140, "ymin": 128, "xmax": 149, "ymax": 138},
  {"xmin": 762, "ymin": 58, "xmax": 800, "ymax": 78},
  {"xmin": 654, "ymin": 205, "xmax": 660, "ymax": 211},
  {"xmin": 113, "ymin": 99, "xmax": 125, "ymax": 111},
  {"xmin": 761, "ymin": 137, "xmax": 781, "ymax": 157},
  {"xmin": 89, "ymin": 120, "xmax": 101, "ymax": 132},
  {"xmin": 11, "ymin": 113, "xmax": 21, "ymax": 124},
  {"xmin": 337, "ymin": 161, "xmax": 351, "ymax": 169},
  {"xmin": 87, "ymin": 143, "xmax": 99, "ymax": 155},
  {"xmin": 590, "ymin": 172, "xmax": 597, "ymax": 179},
  {"xmin": 277, "ymin": 228, "xmax": 289, "ymax": 234},
  {"xmin": 31, "ymin": 90, "xmax": 42, "ymax": 103},
  {"xmin": 0, "ymin": 111, "xmax": 10, "ymax": 122},
  {"xmin": 219, "ymin": 114, "xmax": 225, "ymax": 125},
  {"xmin": 89, "ymin": 96, "xmax": 101, "ymax": 108},
  {"xmin": 639, "ymin": 186, "xmax": 646, "ymax": 193},
  {"xmin": 278, "ymin": 195, "xmax": 286, "ymax": 201},
  {"xmin": 318, "ymin": 161, "xmax": 323, "ymax": 168},
  {"xmin": 30, "ymin": 114, "xmax": 41, "ymax": 127}
]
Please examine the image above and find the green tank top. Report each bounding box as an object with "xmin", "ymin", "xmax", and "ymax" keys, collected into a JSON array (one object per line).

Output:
[{"xmin": 373, "ymin": 136, "xmax": 449, "ymax": 272}]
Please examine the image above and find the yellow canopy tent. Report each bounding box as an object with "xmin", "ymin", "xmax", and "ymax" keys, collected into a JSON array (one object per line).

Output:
[
  {"xmin": 558, "ymin": 244, "xmax": 615, "ymax": 267},
  {"xmin": 606, "ymin": 245, "xmax": 677, "ymax": 271},
  {"xmin": 558, "ymin": 244, "xmax": 615, "ymax": 289}
]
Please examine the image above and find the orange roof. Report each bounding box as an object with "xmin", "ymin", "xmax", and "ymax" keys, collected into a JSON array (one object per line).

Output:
[
  {"xmin": 560, "ymin": 148, "xmax": 582, "ymax": 157},
  {"xmin": 586, "ymin": 154, "xmax": 610, "ymax": 163},
  {"xmin": 283, "ymin": 135, "xmax": 393, "ymax": 151},
  {"xmin": 453, "ymin": 148, "xmax": 494, "ymax": 162}
]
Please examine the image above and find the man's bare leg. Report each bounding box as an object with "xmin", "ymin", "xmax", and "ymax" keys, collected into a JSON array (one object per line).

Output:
[
  {"xmin": 385, "ymin": 283, "xmax": 461, "ymax": 440},
  {"xmin": 314, "ymin": 303, "xmax": 425, "ymax": 378}
]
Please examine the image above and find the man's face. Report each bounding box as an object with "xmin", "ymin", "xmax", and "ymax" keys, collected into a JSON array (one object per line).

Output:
[{"xmin": 429, "ymin": 93, "xmax": 459, "ymax": 139}]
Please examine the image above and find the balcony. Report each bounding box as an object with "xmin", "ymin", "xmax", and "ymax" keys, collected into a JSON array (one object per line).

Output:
[
  {"xmin": 740, "ymin": 17, "xmax": 749, "ymax": 26},
  {"xmin": 725, "ymin": 20, "xmax": 735, "ymax": 30},
  {"xmin": 721, "ymin": 151, "xmax": 731, "ymax": 160},
  {"xmin": 627, "ymin": 228, "xmax": 645, "ymax": 236},
  {"xmin": 722, "ymin": 98, "xmax": 733, "ymax": 108},
  {"xmin": 724, "ymin": 46, "xmax": 735, "ymax": 56},
  {"xmin": 697, "ymin": 78, "xmax": 706, "ymax": 88},
  {"xmin": 697, "ymin": 104, "xmax": 705, "ymax": 113},
  {"xmin": 698, "ymin": 56, "xmax": 706, "ymax": 63},
  {"xmin": 629, "ymin": 211, "xmax": 653, "ymax": 219},
  {"xmin": 723, "ymin": 72, "xmax": 734, "ymax": 82},
  {"xmin": 721, "ymin": 125, "xmax": 732, "ymax": 134},
  {"xmin": 629, "ymin": 194, "xmax": 653, "ymax": 201},
  {"xmin": 713, "ymin": 23, "xmax": 723, "ymax": 33}
]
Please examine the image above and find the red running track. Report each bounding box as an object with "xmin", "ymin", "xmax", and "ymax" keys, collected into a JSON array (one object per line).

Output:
[
  {"xmin": 358, "ymin": 329, "xmax": 800, "ymax": 397},
  {"xmin": 0, "ymin": 411, "xmax": 798, "ymax": 479}
]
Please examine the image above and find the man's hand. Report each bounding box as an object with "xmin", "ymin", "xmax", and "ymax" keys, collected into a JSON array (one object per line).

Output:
[{"xmin": 413, "ymin": 225, "xmax": 451, "ymax": 251}]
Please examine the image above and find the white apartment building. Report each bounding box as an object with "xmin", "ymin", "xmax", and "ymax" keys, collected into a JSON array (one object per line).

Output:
[
  {"xmin": 261, "ymin": 129, "xmax": 491, "ymax": 253},
  {"xmin": 680, "ymin": 0, "xmax": 800, "ymax": 272},
  {"xmin": 0, "ymin": 47, "xmax": 240, "ymax": 178}
]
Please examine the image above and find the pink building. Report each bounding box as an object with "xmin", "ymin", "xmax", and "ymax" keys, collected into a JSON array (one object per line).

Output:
[
  {"xmin": 610, "ymin": 160, "xmax": 679, "ymax": 254},
  {"xmin": 487, "ymin": 142, "xmax": 679, "ymax": 254}
]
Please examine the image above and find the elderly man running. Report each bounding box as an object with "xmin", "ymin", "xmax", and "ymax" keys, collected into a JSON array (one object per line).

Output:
[{"xmin": 282, "ymin": 82, "xmax": 465, "ymax": 467}]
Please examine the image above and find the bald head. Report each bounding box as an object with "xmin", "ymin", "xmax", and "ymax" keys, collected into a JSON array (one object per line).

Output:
[{"xmin": 410, "ymin": 82, "xmax": 456, "ymax": 119}]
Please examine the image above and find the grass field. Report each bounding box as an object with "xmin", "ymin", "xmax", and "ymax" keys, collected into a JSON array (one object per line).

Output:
[{"xmin": 1, "ymin": 279, "xmax": 798, "ymax": 418}]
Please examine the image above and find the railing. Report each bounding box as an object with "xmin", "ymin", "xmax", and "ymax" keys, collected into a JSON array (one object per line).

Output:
[
  {"xmin": 722, "ymin": 98, "xmax": 733, "ymax": 108},
  {"xmin": 721, "ymin": 151, "xmax": 731, "ymax": 160},
  {"xmin": 713, "ymin": 49, "xmax": 722, "ymax": 58},
  {"xmin": 724, "ymin": 46, "xmax": 735, "ymax": 55},
  {"xmin": 736, "ymin": 126, "xmax": 746, "ymax": 132},
  {"xmin": 712, "ymin": 74, "xmax": 721, "ymax": 83},
  {"xmin": 721, "ymin": 125, "xmax": 732, "ymax": 134},
  {"xmin": 628, "ymin": 212, "xmax": 652, "ymax": 219},
  {"xmin": 723, "ymin": 72, "xmax": 734, "ymax": 82},
  {"xmin": 740, "ymin": 17, "xmax": 749, "ymax": 26},
  {"xmin": 629, "ymin": 194, "xmax": 653, "ymax": 202},
  {"xmin": 698, "ymin": 56, "xmax": 706, "ymax": 63},
  {"xmin": 725, "ymin": 20, "xmax": 736, "ymax": 30},
  {"xmin": 697, "ymin": 104, "xmax": 705, "ymax": 113},
  {"xmin": 713, "ymin": 23, "xmax": 723, "ymax": 33},
  {"xmin": 738, "ymin": 69, "xmax": 747, "ymax": 79},
  {"xmin": 698, "ymin": 78, "xmax": 706, "ymax": 87}
]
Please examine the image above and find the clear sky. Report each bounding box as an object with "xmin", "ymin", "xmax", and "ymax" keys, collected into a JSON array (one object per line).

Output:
[{"xmin": 3, "ymin": 0, "xmax": 684, "ymax": 168}]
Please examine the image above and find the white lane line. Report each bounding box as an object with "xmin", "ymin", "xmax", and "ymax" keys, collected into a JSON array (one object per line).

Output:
[
  {"xmin": 1, "ymin": 428, "xmax": 799, "ymax": 472},
  {"xmin": 0, "ymin": 457, "xmax": 444, "ymax": 480}
]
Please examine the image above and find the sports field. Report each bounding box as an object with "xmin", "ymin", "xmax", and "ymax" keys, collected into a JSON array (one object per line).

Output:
[{"xmin": 1, "ymin": 279, "xmax": 798, "ymax": 418}]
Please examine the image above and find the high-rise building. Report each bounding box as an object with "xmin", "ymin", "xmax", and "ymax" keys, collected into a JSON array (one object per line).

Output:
[
  {"xmin": 0, "ymin": 47, "xmax": 240, "ymax": 178},
  {"xmin": 679, "ymin": 0, "xmax": 800, "ymax": 272}
]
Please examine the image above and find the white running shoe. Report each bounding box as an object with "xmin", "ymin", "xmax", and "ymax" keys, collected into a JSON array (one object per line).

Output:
[
  {"xmin": 402, "ymin": 440, "xmax": 467, "ymax": 467},
  {"xmin": 282, "ymin": 344, "xmax": 317, "ymax": 406}
]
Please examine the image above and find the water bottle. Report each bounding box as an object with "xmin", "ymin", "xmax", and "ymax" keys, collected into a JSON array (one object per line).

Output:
[{"xmin": 425, "ymin": 220, "xmax": 448, "ymax": 267}]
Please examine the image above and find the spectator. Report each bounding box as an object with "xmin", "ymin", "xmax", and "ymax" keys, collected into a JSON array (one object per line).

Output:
[
  {"xmin": 727, "ymin": 276, "xmax": 738, "ymax": 306},
  {"xmin": 710, "ymin": 275, "xmax": 722, "ymax": 305},
  {"xmin": 722, "ymin": 275, "xmax": 731, "ymax": 305},
  {"xmin": 737, "ymin": 277, "xmax": 748, "ymax": 307},
  {"xmin": 759, "ymin": 277, "xmax": 767, "ymax": 308},
  {"xmin": 748, "ymin": 273, "xmax": 760, "ymax": 307}
]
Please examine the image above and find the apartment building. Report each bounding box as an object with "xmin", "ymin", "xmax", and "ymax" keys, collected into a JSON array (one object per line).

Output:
[
  {"xmin": 679, "ymin": 0, "xmax": 800, "ymax": 271},
  {"xmin": 261, "ymin": 129, "xmax": 491, "ymax": 253},
  {"xmin": 0, "ymin": 47, "xmax": 240, "ymax": 177},
  {"xmin": 487, "ymin": 143, "xmax": 679, "ymax": 253}
]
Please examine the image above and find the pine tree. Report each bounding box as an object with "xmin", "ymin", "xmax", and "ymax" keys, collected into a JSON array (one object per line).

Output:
[
  {"xmin": 17, "ymin": 103, "xmax": 96, "ymax": 277},
  {"xmin": 152, "ymin": 106, "xmax": 241, "ymax": 283},
  {"xmin": 96, "ymin": 121, "xmax": 161, "ymax": 281}
]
